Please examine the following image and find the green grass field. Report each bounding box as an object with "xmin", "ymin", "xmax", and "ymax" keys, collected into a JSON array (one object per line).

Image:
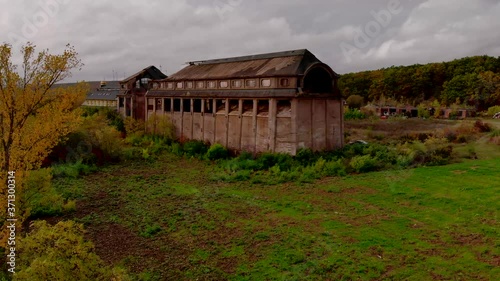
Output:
[{"xmin": 54, "ymin": 149, "xmax": 500, "ymax": 280}]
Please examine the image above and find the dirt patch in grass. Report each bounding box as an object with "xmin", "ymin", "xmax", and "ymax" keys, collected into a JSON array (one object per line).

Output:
[
  {"xmin": 86, "ymin": 223, "xmax": 146, "ymax": 265},
  {"xmin": 451, "ymin": 232, "xmax": 489, "ymax": 246}
]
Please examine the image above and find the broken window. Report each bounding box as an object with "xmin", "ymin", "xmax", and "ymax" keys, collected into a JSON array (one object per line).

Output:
[
  {"xmin": 257, "ymin": 100, "xmax": 269, "ymax": 116},
  {"xmin": 118, "ymin": 97, "xmax": 124, "ymax": 108},
  {"xmin": 204, "ymin": 99, "xmax": 214, "ymax": 114},
  {"xmin": 156, "ymin": 98, "xmax": 162, "ymax": 111},
  {"xmin": 216, "ymin": 99, "xmax": 226, "ymax": 113},
  {"xmin": 193, "ymin": 99, "xmax": 202, "ymax": 113},
  {"xmin": 164, "ymin": 98, "xmax": 172, "ymax": 112},
  {"xmin": 277, "ymin": 100, "xmax": 292, "ymax": 117},
  {"xmin": 173, "ymin": 98, "xmax": 181, "ymax": 112},
  {"xmin": 229, "ymin": 100, "xmax": 239, "ymax": 113},
  {"xmin": 242, "ymin": 100, "xmax": 253, "ymax": 114},
  {"xmin": 183, "ymin": 99, "xmax": 191, "ymax": 112}
]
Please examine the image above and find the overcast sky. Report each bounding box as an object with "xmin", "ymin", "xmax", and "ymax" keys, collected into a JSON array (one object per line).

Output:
[{"xmin": 1, "ymin": 0, "xmax": 499, "ymax": 82}]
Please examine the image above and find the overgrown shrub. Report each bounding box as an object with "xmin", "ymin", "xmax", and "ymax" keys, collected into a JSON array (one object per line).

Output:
[
  {"xmin": 346, "ymin": 95, "xmax": 364, "ymax": 109},
  {"xmin": 350, "ymin": 155, "xmax": 377, "ymax": 173},
  {"xmin": 79, "ymin": 114, "xmax": 124, "ymax": 163},
  {"xmin": 145, "ymin": 113, "xmax": 175, "ymax": 140},
  {"xmin": 423, "ymin": 137, "xmax": 454, "ymax": 166},
  {"xmin": 51, "ymin": 161, "xmax": 97, "ymax": 178},
  {"xmin": 183, "ymin": 140, "xmax": 209, "ymax": 157},
  {"xmin": 344, "ymin": 108, "xmax": 366, "ymax": 120},
  {"xmin": 81, "ymin": 107, "xmax": 125, "ymax": 133},
  {"xmin": 205, "ymin": 143, "xmax": 229, "ymax": 160},
  {"xmin": 102, "ymin": 107, "xmax": 126, "ymax": 133},
  {"xmin": 124, "ymin": 117, "xmax": 145, "ymax": 137},
  {"xmin": 487, "ymin": 105, "xmax": 500, "ymax": 116},
  {"xmin": 22, "ymin": 169, "xmax": 72, "ymax": 218},
  {"xmin": 256, "ymin": 153, "xmax": 295, "ymax": 171},
  {"xmin": 323, "ymin": 159, "xmax": 347, "ymax": 177},
  {"xmin": 295, "ymin": 148, "xmax": 318, "ymax": 166},
  {"xmin": 16, "ymin": 220, "xmax": 129, "ymax": 280},
  {"xmin": 417, "ymin": 104, "xmax": 431, "ymax": 118},
  {"xmin": 360, "ymin": 105, "xmax": 377, "ymax": 118}
]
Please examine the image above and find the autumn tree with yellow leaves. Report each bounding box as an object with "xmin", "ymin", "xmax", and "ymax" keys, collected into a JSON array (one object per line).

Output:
[{"xmin": 0, "ymin": 43, "xmax": 87, "ymax": 234}]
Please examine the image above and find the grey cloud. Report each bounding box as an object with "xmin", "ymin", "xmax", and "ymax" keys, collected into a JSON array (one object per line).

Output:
[{"xmin": 0, "ymin": 0, "xmax": 498, "ymax": 81}]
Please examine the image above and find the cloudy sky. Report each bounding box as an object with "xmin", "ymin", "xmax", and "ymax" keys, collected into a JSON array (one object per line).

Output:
[{"xmin": 1, "ymin": 0, "xmax": 499, "ymax": 82}]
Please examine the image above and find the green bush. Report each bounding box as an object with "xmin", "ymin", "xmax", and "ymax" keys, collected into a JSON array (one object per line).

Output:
[
  {"xmin": 323, "ymin": 159, "xmax": 347, "ymax": 177},
  {"xmin": 487, "ymin": 105, "xmax": 500, "ymax": 116},
  {"xmin": 102, "ymin": 107, "xmax": 125, "ymax": 133},
  {"xmin": 145, "ymin": 113, "xmax": 175, "ymax": 140},
  {"xmin": 223, "ymin": 158, "xmax": 259, "ymax": 172},
  {"xmin": 122, "ymin": 147, "xmax": 143, "ymax": 161},
  {"xmin": 183, "ymin": 140, "xmax": 209, "ymax": 157},
  {"xmin": 51, "ymin": 161, "xmax": 97, "ymax": 179},
  {"xmin": 346, "ymin": 95, "xmax": 364, "ymax": 109},
  {"xmin": 350, "ymin": 155, "xmax": 377, "ymax": 173},
  {"xmin": 75, "ymin": 114, "xmax": 124, "ymax": 163},
  {"xmin": 256, "ymin": 153, "xmax": 295, "ymax": 171},
  {"xmin": 341, "ymin": 143, "xmax": 367, "ymax": 158},
  {"xmin": 205, "ymin": 143, "xmax": 229, "ymax": 160},
  {"xmin": 23, "ymin": 169, "xmax": 73, "ymax": 219},
  {"xmin": 81, "ymin": 107, "xmax": 125, "ymax": 133},
  {"xmin": 295, "ymin": 148, "xmax": 318, "ymax": 166},
  {"xmin": 344, "ymin": 108, "xmax": 366, "ymax": 120},
  {"xmin": 417, "ymin": 104, "xmax": 431, "ymax": 118},
  {"xmin": 170, "ymin": 142, "xmax": 184, "ymax": 156},
  {"xmin": 16, "ymin": 220, "xmax": 129, "ymax": 281}
]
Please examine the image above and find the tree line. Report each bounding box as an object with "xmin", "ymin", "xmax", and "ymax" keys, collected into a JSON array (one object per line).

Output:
[{"xmin": 338, "ymin": 55, "xmax": 500, "ymax": 111}]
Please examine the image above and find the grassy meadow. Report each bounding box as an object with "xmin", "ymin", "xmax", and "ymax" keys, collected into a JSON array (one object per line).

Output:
[{"xmin": 52, "ymin": 134, "xmax": 500, "ymax": 280}]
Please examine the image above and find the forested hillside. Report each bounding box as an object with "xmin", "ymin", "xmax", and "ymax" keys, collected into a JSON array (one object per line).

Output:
[{"xmin": 338, "ymin": 56, "xmax": 500, "ymax": 111}]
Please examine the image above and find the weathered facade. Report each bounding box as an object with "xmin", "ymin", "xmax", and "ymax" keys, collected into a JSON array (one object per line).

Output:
[
  {"xmin": 117, "ymin": 66, "xmax": 167, "ymax": 120},
  {"xmin": 140, "ymin": 49, "xmax": 344, "ymax": 154}
]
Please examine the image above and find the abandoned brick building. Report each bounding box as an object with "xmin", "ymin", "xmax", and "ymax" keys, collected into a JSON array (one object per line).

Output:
[
  {"xmin": 117, "ymin": 66, "xmax": 167, "ymax": 119},
  {"xmin": 118, "ymin": 49, "xmax": 344, "ymax": 154}
]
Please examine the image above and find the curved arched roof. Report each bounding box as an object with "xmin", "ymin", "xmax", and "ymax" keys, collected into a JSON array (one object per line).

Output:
[{"xmin": 162, "ymin": 49, "xmax": 338, "ymax": 81}]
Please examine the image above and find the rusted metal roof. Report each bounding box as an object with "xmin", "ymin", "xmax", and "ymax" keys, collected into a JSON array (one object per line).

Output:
[
  {"xmin": 121, "ymin": 65, "xmax": 167, "ymax": 83},
  {"xmin": 163, "ymin": 49, "xmax": 324, "ymax": 81}
]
